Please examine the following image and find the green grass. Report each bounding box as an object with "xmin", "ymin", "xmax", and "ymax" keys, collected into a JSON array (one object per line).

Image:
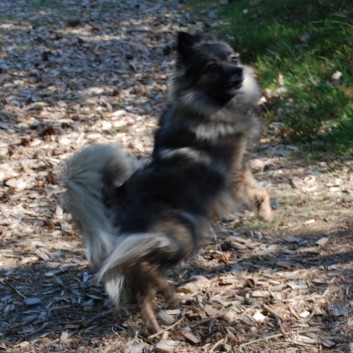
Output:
[
  {"xmin": 188, "ymin": 0, "xmax": 353, "ymax": 156},
  {"xmin": 32, "ymin": 0, "xmax": 57, "ymax": 9}
]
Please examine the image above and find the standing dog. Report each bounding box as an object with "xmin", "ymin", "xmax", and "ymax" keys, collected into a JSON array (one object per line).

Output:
[{"xmin": 62, "ymin": 32, "xmax": 271, "ymax": 332}]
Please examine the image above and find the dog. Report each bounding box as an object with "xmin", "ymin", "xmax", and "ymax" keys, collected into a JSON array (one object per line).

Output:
[{"xmin": 62, "ymin": 32, "xmax": 271, "ymax": 333}]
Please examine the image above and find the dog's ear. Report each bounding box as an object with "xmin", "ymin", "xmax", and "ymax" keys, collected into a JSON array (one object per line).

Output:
[{"xmin": 176, "ymin": 32, "xmax": 201, "ymax": 65}]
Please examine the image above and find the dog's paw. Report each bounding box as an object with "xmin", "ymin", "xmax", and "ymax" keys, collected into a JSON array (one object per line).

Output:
[
  {"xmin": 257, "ymin": 197, "xmax": 272, "ymax": 222},
  {"xmin": 248, "ymin": 182, "xmax": 272, "ymax": 222}
]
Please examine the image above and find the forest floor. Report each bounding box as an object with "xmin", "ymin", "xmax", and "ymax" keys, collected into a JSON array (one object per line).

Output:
[{"xmin": 1, "ymin": 1, "xmax": 353, "ymax": 352}]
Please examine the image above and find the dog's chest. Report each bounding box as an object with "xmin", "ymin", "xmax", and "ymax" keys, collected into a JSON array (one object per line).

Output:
[{"xmin": 192, "ymin": 110, "xmax": 256, "ymax": 142}]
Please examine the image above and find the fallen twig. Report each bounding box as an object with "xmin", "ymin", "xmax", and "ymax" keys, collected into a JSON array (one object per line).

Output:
[
  {"xmin": 238, "ymin": 328, "xmax": 321, "ymax": 348},
  {"xmin": 83, "ymin": 310, "xmax": 113, "ymax": 327},
  {"xmin": 261, "ymin": 303, "xmax": 283, "ymax": 328},
  {"xmin": 148, "ymin": 315, "xmax": 185, "ymax": 339},
  {"xmin": 190, "ymin": 315, "xmax": 223, "ymax": 328},
  {"xmin": 209, "ymin": 338, "xmax": 225, "ymax": 353},
  {"xmin": 1, "ymin": 280, "xmax": 26, "ymax": 299}
]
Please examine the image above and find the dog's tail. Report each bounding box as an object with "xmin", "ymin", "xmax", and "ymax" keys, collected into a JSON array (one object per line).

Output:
[
  {"xmin": 61, "ymin": 144, "xmax": 134, "ymax": 269},
  {"xmin": 97, "ymin": 232, "xmax": 174, "ymax": 306}
]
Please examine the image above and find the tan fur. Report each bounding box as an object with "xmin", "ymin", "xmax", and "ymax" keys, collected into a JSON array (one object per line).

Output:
[
  {"xmin": 231, "ymin": 135, "xmax": 272, "ymax": 221},
  {"xmin": 137, "ymin": 261, "xmax": 175, "ymax": 333}
]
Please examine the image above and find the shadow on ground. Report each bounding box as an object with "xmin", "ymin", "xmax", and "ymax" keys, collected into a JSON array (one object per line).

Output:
[{"xmin": 1, "ymin": 227, "xmax": 352, "ymax": 350}]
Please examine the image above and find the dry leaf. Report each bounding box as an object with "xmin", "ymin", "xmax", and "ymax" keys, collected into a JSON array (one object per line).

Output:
[
  {"xmin": 155, "ymin": 339, "xmax": 179, "ymax": 353},
  {"xmin": 60, "ymin": 331, "xmax": 70, "ymax": 344},
  {"xmin": 253, "ymin": 310, "xmax": 266, "ymax": 322}
]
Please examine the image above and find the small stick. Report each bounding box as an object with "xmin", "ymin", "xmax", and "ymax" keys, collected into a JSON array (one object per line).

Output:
[
  {"xmin": 190, "ymin": 315, "xmax": 223, "ymax": 328},
  {"xmin": 238, "ymin": 328, "xmax": 321, "ymax": 348},
  {"xmin": 17, "ymin": 323, "xmax": 49, "ymax": 344},
  {"xmin": 74, "ymin": 310, "xmax": 112, "ymax": 337},
  {"xmin": 261, "ymin": 303, "xmax": 283, "ymax": 328},
  {"xmin": 239, "ymin": 332, "xmax": 284, "ymax": 348},
  {"xmin": 48, "ymin": 305, "xmax": 71, "ymax": 313},
  {"xmin": 1, "ymin": 280, "xmax": 26, "ymax": 299},
  {"xmin": 209, "ymin": 338, "xmax": 225, "ymax": 353},
  {"xmin": 261, "ymin": 303, "xmax": 282, "ymax": 321},
  {"xmin": 148, "ymin": 316, "xmax": 184, "ymax": 339}
]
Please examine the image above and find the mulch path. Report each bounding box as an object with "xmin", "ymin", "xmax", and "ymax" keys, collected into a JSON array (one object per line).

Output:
[{"xmin": 1, "ymin": 1, "xmax": 353, "ymax": 352}]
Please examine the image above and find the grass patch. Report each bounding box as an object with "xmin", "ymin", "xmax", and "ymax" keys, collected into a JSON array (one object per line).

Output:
[
  {"xmin": 188, "ymin": 0, "xmax": 353, "ymax": 156},
  {"xmin": 32, "ymin": 0, "xmax": 57, "ymax": 9}
]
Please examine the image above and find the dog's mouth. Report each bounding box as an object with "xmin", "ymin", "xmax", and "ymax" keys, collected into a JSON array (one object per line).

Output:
[{"xmin": 226, "ymin": 79, "xmax": 243, "ymax": 93}]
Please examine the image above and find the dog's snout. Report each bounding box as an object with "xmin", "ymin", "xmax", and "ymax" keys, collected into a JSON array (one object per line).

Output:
[
  {"xmin": 230, "ymin": 66, "xmax": 243, "ymax": 82},
  {"xmin": 232, "ymin": 66, "xmax": 243, "ymax": 75}
]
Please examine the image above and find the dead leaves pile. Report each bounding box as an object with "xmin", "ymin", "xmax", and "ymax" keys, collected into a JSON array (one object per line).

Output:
[{"xmin": 1, "ymin": 0, "xmax": 353, "ymax": 352}]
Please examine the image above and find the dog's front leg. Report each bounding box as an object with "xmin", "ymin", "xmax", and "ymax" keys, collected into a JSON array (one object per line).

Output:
[{"xmin": 232, "ymin": 135, "xmax": 272, "ymax": 221}]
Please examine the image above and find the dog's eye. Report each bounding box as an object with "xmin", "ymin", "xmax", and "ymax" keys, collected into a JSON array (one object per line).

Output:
[
  {"xmin": 230, "ymin": 55, "xmax": 240, "ymax": 64},
  {"xmin": 206, "ymin": 63, "xmax": 219, "ymax": 72}
]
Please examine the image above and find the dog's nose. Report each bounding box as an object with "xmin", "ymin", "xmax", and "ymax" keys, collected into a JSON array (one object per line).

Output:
[{"xmin": 229, "ymin": 66, "xmax": 243, "ymax": 82}]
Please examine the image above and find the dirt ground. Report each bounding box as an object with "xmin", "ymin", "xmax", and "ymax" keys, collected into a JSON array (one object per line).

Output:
[{"xmin": 1, "ymin": 1, "xmax": 353, "ymax": 352}]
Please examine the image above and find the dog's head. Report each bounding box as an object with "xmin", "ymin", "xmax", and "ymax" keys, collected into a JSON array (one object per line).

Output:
[{"xmin": 176, "ymin": 32, "xmax": 244, "ymax": 101}]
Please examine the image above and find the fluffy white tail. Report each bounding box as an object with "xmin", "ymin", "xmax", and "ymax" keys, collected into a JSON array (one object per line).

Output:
[
  {"xmin": 97, "ymin": 233, "xmax": 172, "ymax": 306},
  {"xmin": 61, "ymin": 144, "xmax": 133, "ymax": 269}
]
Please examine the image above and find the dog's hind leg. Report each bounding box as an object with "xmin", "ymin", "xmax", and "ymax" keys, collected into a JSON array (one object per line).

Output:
[
  {"xmin": 137, "ymin": 290, "xmax": 161, "ymax": 333},
  {"xmin": 137, "ymin": 261, "xmax": 180, "ymax": 332},
  {"xmin": 140, "ymin": 261, "xmax": 176, "ymax": 305},
  {"xmin": 137, "ymin": 262, "xmax": 164, "ymax": 333}
]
